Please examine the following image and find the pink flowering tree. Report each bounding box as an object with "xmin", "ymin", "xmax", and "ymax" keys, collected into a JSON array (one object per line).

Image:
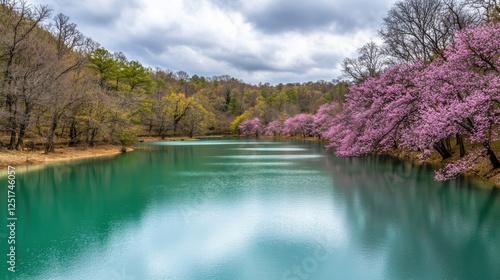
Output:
[
  {"xmin": 312, "ymin": 103, "xmax": 340, "ymax": 139},
  {"xmin": 323, "ymin": 64, "xmax": 424, "ymax": 157},
  {"xmin": 264, "ymin": 120, "xmax": 284, "ymax": 136},
  {"xmin": 259, "ymin": 23, "xmax": 500, "ymax": 180},
  {"xmin": 238, "ymin": 118, "xmax": 263, "ymax": 137},
  {"xmin": 442, "ymin": 23, "xmax": 500, "ymax": 169},
  {"xmin": 323, "ymin": 22, "xmax": 500, "ymax": 180},
  {"xmin": 415, "ymin": 23, "xmax": 500, "ymax": 170},
  {"xmin": 282, "ymin": 113, "xmax": 314, "ymax": 137}
]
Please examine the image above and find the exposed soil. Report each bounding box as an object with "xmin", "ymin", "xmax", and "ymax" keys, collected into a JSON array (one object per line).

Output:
[
  {"xmin": 0, "ymin": 136, "xmax": 199, "ymax": 167},
  {"xmin": 0, "ymin": 144, "xmax": 132, "ymax": 167}
]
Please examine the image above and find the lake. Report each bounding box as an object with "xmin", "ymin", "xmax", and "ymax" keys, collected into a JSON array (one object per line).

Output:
[{"xmin": 1, "ymin": 139, "xmax": 499, "ymax": 279}]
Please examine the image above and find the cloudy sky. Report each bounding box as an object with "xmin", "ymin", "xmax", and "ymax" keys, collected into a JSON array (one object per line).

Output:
[{"xmin": 30, "ymin": 0, "xmax": 396, "ymax": 84}]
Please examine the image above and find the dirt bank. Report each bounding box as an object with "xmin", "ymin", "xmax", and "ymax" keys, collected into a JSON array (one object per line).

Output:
[{"xmin": 0, "ymin": 144, "xmax": 133, "ymax": 167}]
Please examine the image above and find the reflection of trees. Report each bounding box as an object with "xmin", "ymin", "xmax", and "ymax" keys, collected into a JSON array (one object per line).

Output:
[
  {"xmin": 10, "ymin": 143, "xmax": 213, "ymax": 278},
  {"xmin": 322, "ymin": 153, "xmax": 500, "ymax": 279},
  {"xmin": 12, "ymin": 154, "xmax": 151, "ymax": 277},
  {"xmin": 6, "ymin": 141, "xmax": 500, "ymax": 278}
]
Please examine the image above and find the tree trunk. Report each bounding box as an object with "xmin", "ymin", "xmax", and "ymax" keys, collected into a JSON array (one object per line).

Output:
[
  {"xmin": 148, "ymin": 119, "xmax": 153, "ymax": 134},
  {"xmin": 88, "ymin": 128, "xmax": 98, "ymax": 147},
  {"xmin": 15, "ymin": 119, "xmax": 28, "ymax": 151},
  {"xmin": 456, "ymin": 134, "xmax": 465, "ymax": 157},
  {"xmin": 69, "ymin": 120, "xmax": 78, "ymax": 147},
  {"xmin": 445, "ymin": 136, "xmax": 452, "ymax": 152},
  {"xmin": 6, "ymin": 95, "xmax": 18, "ymax": 150},
  {"xmin": 483, "ymin": 142, "xmax": 500, "ymax": 169},
  {"xmin": 45, "ymin": 116, "xmax": 58, "ymax": 153},
  {"xmin": 158, "ymin": 120, "xmax": 166, "ymax": 140},
  {"xmin": 173, "ymin": 119, "xmax": 179, "ymax": 133},
  {"xmin": 8, "ymin": 125, "xmax": 17, "ymax": 150},
  {"xmin": 16, "ymin": 103, "xmax": 33, "ymax": 150},
  {"xmin": 433, "ymin": 139, "xmax": 452, "ymax": 160}
]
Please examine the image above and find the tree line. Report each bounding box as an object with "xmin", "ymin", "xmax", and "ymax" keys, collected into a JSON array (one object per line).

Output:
[{"xmin": 0, "ymin": 0, "xmax": 345, "ymax": 152}]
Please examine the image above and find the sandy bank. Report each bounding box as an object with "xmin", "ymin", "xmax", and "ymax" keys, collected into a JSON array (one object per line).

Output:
[
  {"xmin": 0, "ymin": 136, "xmax": 202, "ymax": 168},
  {"xmin": 0, "ymin": 144, "xmax": 133, "ymax": 167}
]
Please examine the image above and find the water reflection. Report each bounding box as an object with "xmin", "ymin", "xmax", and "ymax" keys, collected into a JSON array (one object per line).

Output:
[
  {"xmin": 0, "ymin": 140, "xmax": 498, "ymax": 279},
  {"xmin": 322, "ymin": 150, "xmax": 500, "ymax": 280}
]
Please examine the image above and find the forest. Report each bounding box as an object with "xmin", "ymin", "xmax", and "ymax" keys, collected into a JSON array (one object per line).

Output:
[
  {"xmin": 0, "ymin": 0, "xmax": 345, "ymax": 151},
  {"xmin": 1, "ymin": 0, "xmax": 500, "ymax": 181}
]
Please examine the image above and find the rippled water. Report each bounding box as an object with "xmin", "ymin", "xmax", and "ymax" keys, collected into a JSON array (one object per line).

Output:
[{"xmin": 0, "ymin": 139, "xmax": 499, "ymax": 279}]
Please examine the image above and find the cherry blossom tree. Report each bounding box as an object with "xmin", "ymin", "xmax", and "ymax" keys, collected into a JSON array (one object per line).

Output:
[
  {"xmin": 264, "ymin": 120, "xmax": 283, "ymax": 136},
  {"xmin": 312, "ymin": 103, "xmax": 340, "ymax": 138},
  {"xmin": 323, "ymin": 64, "xmax": 424, "ymax": 157},
  {"xmin": 324, "ymin": 22, "xmax": 500, "ymax": 179},
  {"xmin": 282, "ymin": 113, "xmax": 314, "ymax": 137},
  {"xmin": 419, "ymin": 23, "xmax": 500, "ymax": 169},
  {"xmin": 238, "ymin": 117, "xmax": 263, "ymax": 137}
]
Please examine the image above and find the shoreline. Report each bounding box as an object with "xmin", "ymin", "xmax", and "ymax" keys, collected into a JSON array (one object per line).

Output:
[
  {"xmin": 262, "ymin": 135, "xmax": 500, "ymax": 188},
  {"xmin": 0, "ymin": 136, "xmax": 199, "ymax": 168},
  {"xmin": 0, "ymin": 144, "xmax": 131, "ymax": 168},
  {"xmin": 386, "ymin": 148, "xmax": 500, "ymax": 188},
  {"xmin": 2, "ymin": 135, "xmax": 498, "ymax": 188}
]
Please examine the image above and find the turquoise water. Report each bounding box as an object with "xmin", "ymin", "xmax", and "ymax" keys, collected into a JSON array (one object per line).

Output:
[{"xmin": 0, "ymin": 139, "xmax": 499, "ymax": 279}]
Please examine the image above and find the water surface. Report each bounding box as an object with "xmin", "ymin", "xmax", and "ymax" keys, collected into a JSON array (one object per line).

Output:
[{"xmin": 0, "ymin": 140, "xmax": 499, "ymax": 279}]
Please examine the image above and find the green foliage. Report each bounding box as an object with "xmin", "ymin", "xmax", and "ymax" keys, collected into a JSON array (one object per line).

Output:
[
  {"xmin": 228, "ymin": 93, "xmax": 242, "ymax": 116},
  {"xmin": 230, "ymin": 113, "xmax": 249, "ymax": 134},
  {"xmin": 88, "ymin": 48, "xmax": 118, "ymax": 89},
  {"xmin": 179, "ymin": 102, "xmax": 215, "ymax": 137},
  {"xmin": 284, "ymin": 88, "xmax": 298, "ymax": 104},
  {"xmin": 190, "ymin": 74, "xmax": 207, "ymax": 86},
  {"xmin": 122, "ymin": 60, "xmax": 154, "ymax": 93},
  {"xmin": 119, "ymin": 132, "xmax": 138, "ymax": 146}
]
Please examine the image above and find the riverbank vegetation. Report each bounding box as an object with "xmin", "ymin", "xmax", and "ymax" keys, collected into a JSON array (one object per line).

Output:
[
  {"xmin": 239, "ymin": 0, "xmax": 500, "ymax": 183},
  {"xmin": 2, "ymin": 0, "xmax": 500, "ymax": 183}
]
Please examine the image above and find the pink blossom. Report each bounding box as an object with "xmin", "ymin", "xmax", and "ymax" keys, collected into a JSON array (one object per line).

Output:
[
  {"xmin": 282, "ymin": 114, "xmax": 314, "ymax": 137},
  {"xmin": 264, "ymin": 120, "xmax": 284, "ymax": 136},
  {"xmin": 238, "ymin": 118, "xmax": 263, "ymax": 137}
]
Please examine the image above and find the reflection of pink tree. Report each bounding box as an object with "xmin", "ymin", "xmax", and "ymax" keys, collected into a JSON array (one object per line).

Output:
[
  {"xmin": 264, "ymin": 120, "xmax": 283, "ymax": 136},
  {"xmin": 283, "ymin": 114, "xmax": 314, "ymax": 137},
  {"xmin": 238, "ymin": 118, "xmax": 263, "ymax": 137}
]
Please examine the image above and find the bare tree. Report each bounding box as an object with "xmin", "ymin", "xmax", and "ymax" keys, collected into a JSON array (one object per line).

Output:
[
  {"xmin": 341, "ymin": 41, "xmax": 390, "ymax": 83},
  {"xmin": 379, "ymin": 0, "xmax": 478, "ymax": 63},
  {"xmin": 443, "ymin": 0, "xmax": 483, "ymax": 29},
  {"xmin": 12, "ymin": 35, "xmax": 60, "ymax": 150},
  {"xmin": 49, "ymin": 13, "xmax": 86, "ymax": 58},
  {"xmin": 1, "ymin": 6, "xmax": 92, "ymax": 151},
  {"xmin": 464, "ymin": 0, "xmax": 500, "ymax": 22},
  {"xmin": 0, "ymin": 0, "xmax": 52, "ymax": 149}
]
